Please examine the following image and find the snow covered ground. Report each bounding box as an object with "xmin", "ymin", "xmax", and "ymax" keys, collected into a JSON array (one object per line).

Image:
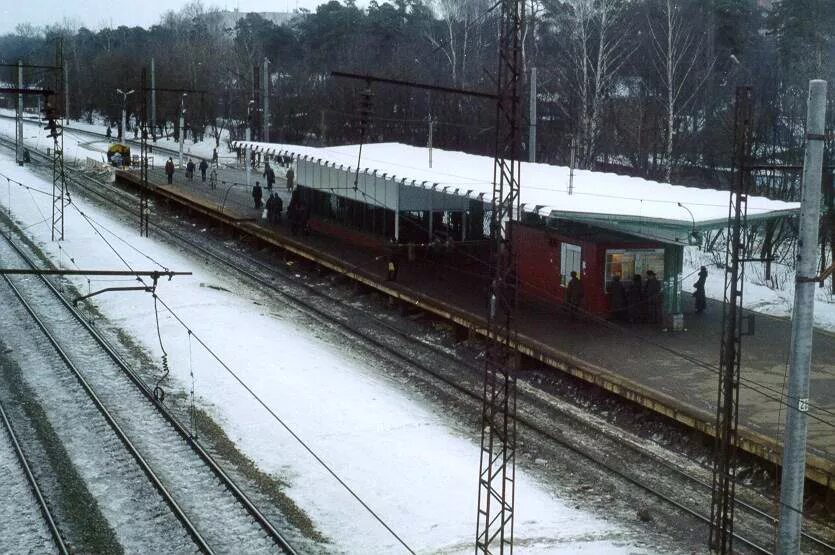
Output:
[
  {"xmin": 0, "ymin": 152, "xmax": 660, "ymax": 551},
  {"xmin": 684, "ymin": 246, "xmax": 835, "ymax": 333}
]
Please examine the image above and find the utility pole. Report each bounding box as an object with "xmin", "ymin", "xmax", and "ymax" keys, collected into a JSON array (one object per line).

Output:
[
  {"xmin": 778, "ymin": 79, "xmax": 828, "ymax": 552},
  {"xmin": 63, "ymin": 61, "xmax": 69, "ymax": 124},
  {"xmin": 427, "ymin": 110, "xmax": 434, "ymax": 168},
  {"xmin": 16, "ymin": 60, "xmax": 23, "ymax": 164},
  {"xmin": 529, "ymin": 66, "xmax": 536, "ymax": 163},
  {"xmin": 262, "ymin": 57, "xmax": 270, "ymax": 143},
  {"xmin": 116, "ymin": 88, "xmax": 135, "ymax": 145},
  {"xmin": 179, "ymin": 93, "xmax": 187, "ymax": 167},
  {"xmin": 150, "ymin": 58, "xmax": 156, "ymax": 138},
  {"xmin": 246, "ymin": 99, "xmax": 254, "ymax": 186},
  {"xmin": 568, "ymin": 135, "xmax": 576, "ymax": 195}
]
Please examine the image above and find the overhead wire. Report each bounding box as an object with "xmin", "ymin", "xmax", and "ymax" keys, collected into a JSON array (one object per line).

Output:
[{"xmin": 8, "ymin": 167, "xmax": 417, "ymax": 553}]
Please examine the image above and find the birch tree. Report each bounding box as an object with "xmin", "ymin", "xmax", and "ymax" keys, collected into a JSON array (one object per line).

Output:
[
  {"xmin": 647, "ymin": 0, "xmax": 715, "ymax": 182},
  {"xmin": 559, "ymin": 0, "xmax": 631, "ymax": 169}
]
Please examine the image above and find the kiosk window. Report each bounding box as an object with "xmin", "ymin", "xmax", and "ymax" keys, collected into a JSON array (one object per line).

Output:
[
  {"xmin": 605, "ymin": 249, "xmax": 664, "ymax": 288},
  {"xmin": 560, "ymin": 243, "xmax": 582, "ymax": 286}
]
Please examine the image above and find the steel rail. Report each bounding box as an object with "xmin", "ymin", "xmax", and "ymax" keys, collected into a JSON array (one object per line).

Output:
[
  {"xmin": 5, "ymin": 129, "xmax": 834, "ymax": 554},
  {"xmin": 0, "ymin": 220, "xmax": 297, "ymax": 554},
  {"xmin": 0, "ymin": 397, "xmax": 70, "ymax": 555},
  {"xmin": 0, "ymin": 243, "xmax": 215, "ymax": 554}
]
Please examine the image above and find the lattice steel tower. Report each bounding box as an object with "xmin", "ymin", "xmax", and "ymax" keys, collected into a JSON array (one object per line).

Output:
[
  {"xmin": 709, "ymin": 86, "xmax": 753, "ymax": 554},
  {"xmin": 475, "ymin": 0, "xmax": 524, "ymax": 551}
]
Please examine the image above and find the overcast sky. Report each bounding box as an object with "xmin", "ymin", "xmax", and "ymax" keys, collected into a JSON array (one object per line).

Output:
[{"xmin": 0, "ymin": 0, "xmax": 334, "ymax": 35}]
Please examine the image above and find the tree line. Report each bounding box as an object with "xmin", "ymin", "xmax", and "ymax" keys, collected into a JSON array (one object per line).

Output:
[{"xmin": 1, "ymin": 0, "xmax": 833, "ymax": 194}]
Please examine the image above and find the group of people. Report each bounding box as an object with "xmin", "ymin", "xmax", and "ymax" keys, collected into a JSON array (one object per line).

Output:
[
  {"xmin": 164, "ymin": 156, "xmax": 216, "ymax": 185},
  {"xmin": 605, "ymin": 270, "xmax": 664, "ymax": 324}
]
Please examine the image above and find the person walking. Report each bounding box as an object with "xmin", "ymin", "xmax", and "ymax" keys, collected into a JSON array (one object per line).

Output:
[
  {"xmin": 212, "ymin": 147, "xmax": 219, "ymax": 167},
  {"xmin": 264, "ymin": 163, "xmax": 275, "ymax": 191},
  {"xmin": 607, "ymin": 274, "xmax": 627, "ymax": 321},
  {"xmin": 693, "ymin": 266, "xmax": 708, "ymax": 313},
  {"xmin": 285, "ymin": 167, "xmax": 295, "ymax": 192},
  {"xmin": 627, "ymin": 274, "xmax": 643, "ymax": 323},
  {"xmin": 186, "ymin": 159, "xmax": 196, "ymax": 181},
  {"xmin": 566, "ymin": 271, "xmax": 584, "ymax": 320},
  {"xmin": 199, "ymin": 159, "xmax": 208, "ymax": 182},
  {"xmin": 164, "ymin": 157, "xmax": 175, "ymax": 184},
  {"xmin": 644, "ymin": 270, "xmax": 662, "ymax": 324},
  {"xmin": 252, "ymin": 182, "xmax": 263, "ymax": 209},
  {"xmin": 106, "ymin": 126, "xmax": 112, "ymax": 142}
]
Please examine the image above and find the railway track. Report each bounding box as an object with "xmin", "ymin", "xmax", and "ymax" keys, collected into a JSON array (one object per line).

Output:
[
  {"xmin": 4, "ymin": 129, "xmax": 835, "ymax": 553},
  {"xmin": 0, "ymin": 211, "xmax": 296, "ymax": 553},
  {"xmin": 0, "ymin": 397, "xmax": 67, "ymax": 554}
]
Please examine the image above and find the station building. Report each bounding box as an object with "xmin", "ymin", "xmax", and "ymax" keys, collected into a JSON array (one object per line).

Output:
[{"xmin": 232, "ymin": 141, "xmax": 799, "ymax": 326}]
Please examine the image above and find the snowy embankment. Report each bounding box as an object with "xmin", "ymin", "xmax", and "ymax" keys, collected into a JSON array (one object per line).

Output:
[
  {"xmin": 684, "ymin": 246, "xmax": 835, "ymax": 333},
  {"xmin": 0, "ymin": 151, "xmax": 655, "ymax": 552}
]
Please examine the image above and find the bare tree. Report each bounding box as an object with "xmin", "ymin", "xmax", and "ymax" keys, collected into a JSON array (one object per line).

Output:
[
  {"xmin": 647, "ymin": 0, "xmax": 715, "ymax": 182},
  {"xmin": 558, "ymin": 0, "xmax": 632, "ymax": 169}
]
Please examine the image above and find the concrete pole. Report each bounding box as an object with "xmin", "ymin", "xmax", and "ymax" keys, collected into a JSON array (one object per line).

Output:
[
  {"xmin": 245, "ymin": 126, "xmax": 251, "ymax": 187},
  {"xmin": 16, "ymin": 60, "xmax": 23, "ymax": 164},
  {"xmin": 178, "ymin": 99, "xmax": 185, "ymax": 167},
  {"xmin": 262, "ymin": 57, "xmax": 270, "ymax": 143},
  {"xmin": 64, "ymin": 61, "xmax": 69, "ymax": 123},
  {"xmin": 778, "ymin": 78, "xmax": 828, "ymax": 553},
  {"xmin": 529, "ymin": 67, "xmax": 537, "ymax": 163},
  {"xmin": 150, "ymin": 58, "xmax": 156, "ymax": 133},
  {"xmin": 428, "ymin": 113, "xmax": 433, "ymax": 168},
  {"xmin": 121, "ymin": 107, "xmax": 127, "ymax": 144}
]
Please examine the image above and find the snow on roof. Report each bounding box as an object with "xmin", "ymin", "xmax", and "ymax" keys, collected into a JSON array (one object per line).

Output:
[{"xmin": 234, "ymin": 141, "xmax": 800, "ymax": 226}]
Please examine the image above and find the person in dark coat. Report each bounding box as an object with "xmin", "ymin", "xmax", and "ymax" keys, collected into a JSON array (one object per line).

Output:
[
  {"xmin": 106, "ymin": 126, "xmax": 112, "ymax": 141},
  {"xmin": 693, "ymin": 266, "xmax": 708, "ymax": 313},
  {"xmin": 607, "ymin": 274, "xmax": 627, "ymax": 321},
  {"xmin": 212, "ymin": 147, "xmax": 219, "ymax": 167},
  {"xmin": 285, "ymin": 167, "xmax": 295, "ymax": 191},
  {"xmin": 186, "ymin": 159, "xmax": 196, "ymax": 181},
  {"xmin": 278, "ymin": 194, "xmax": 284, "ymax": 220},
  {"xmin": 644, "ymin": 270, "xmax": 662, "ymax": 324},
  {"xmin": 265, "ymin": 193, "xmax": 276, "ymax": 223},
  {"xmin": 264, "ymin": 163, "xmax": 275, "ymax": 191},
  {"xmin": 199, "ymin": 159, "xmax": 209, "ymax": 182},
  {"xmin": 627, "ymin": 274, "xmax": 643, "ymax": 323},
  {"xmin": 252, "ymin": 182, "xmax": 263, "ymax": 209},
  {"xmin": 565, "ymin": 271, "xmax": 584, "ymax": 320},
  {"xmin": 164, "ymin": 158, "xmax": 175, "ymax": 184}
]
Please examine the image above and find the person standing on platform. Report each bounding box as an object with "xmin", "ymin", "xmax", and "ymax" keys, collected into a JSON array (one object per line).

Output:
[
  {"xmin": 199, "ymin": 159, "xmax": 208, "ymax": 182},
  {"xmin": 566, "ymin": 271, "xmax": 584, "ymax": 320},
  {"xmin": 275, "ymin": 195, "xmax": 283, "ymax": 223},
  {"xmin": 644, "ymin": 270, "xmax": 662, "ymax": 323},
  {"xmin": 252, "ymin": 181, "xmax": 263, "ymax": 209},
  {"xmin": 386, "ymin": 240, "xmax": 400, "ymax": 281},
  {"xmin": 268, "ymin": 165, "xmax": 276, "ymax": 191},
  {"xmin": 285, "ymin": 167, "xmax": 295, "ymax": 192},
  {"xmin": 627, "ymin": 274, "xmax": 643, "ymax": 323},
  {"xmin": 607, "ymin": 274, "xmax": 627, "ymax": 321},
  {"xmin": 165, "ymin": 157, "xmax": 175, "ymax": 184},
  {"xmin": 186, "ymin": 159, "xmax": 195, "ymax": 181},
  {"xmin": 265, "ymin": 193, "xmax": 275, "ymax": 223},
  {"xmin": 693, "ymin": 266, "xmax": 708, "ymax": 313}
]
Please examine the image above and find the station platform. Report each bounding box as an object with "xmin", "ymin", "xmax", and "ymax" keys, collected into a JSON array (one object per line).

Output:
[{"xmin": 116, "ymin": 164, "xmax": 835, "ymax": 490}]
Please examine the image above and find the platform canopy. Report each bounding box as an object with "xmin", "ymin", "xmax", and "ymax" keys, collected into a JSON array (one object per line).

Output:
[{"xmin": 233, "ymin": 140, "xmax": 800, "ymax": 243}]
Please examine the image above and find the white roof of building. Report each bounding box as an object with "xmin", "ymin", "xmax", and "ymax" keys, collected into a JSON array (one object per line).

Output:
[{"xmin": 234, "ymin": 141, "xmax": 800, "ymax": 227}]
